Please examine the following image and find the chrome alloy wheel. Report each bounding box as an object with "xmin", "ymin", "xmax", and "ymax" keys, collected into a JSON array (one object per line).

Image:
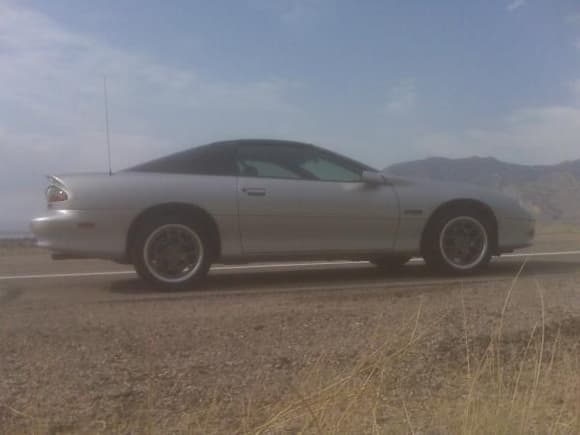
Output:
[
  {"xmin": 438, "ymin": 216, "xmax": 488, "ymax": 270},
  {"xmin": 143, "ymin": 224, "xmax": 204, "ymax": 283}
]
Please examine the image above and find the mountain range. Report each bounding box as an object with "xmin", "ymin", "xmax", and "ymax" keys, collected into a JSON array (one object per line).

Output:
[{"xmin": 387, "ymin": 157, "xmax": 580, "ymax": 222}]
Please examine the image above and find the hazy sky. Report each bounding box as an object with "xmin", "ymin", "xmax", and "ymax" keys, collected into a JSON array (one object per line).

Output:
[{"xmin": 2, "ymin": 0, "xmax": 580, "ymax": 230}]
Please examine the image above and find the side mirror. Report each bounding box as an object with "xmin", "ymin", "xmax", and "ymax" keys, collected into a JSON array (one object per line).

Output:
[{"xmin": 361, "ymin": 170, "xmax": 385, "ymax": 185}]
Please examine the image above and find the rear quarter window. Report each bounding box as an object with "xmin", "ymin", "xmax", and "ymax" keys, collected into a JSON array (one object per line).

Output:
[{"xmin": 127, "ymin": 143, "xmax": 236, "ymax": 176}]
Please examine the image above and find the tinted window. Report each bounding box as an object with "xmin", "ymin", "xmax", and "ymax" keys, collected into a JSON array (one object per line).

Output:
[
  {"xmin": 127, "ymin": 143, "xmax": 236, "ymax": 176},
  {"xmin": 241, "ymin": 160, "xmax": 301, "ymax": 179},
  {"xmin": 300, "ymin": 151, "xmax": 362, "ymax": 182},
  {"xmin": 237, "ymin": 143, "xmax": 365, "ymax": 182},
  {"xmin": 237, "ymin": 144, "xmax": 313, "ymax": 179}
]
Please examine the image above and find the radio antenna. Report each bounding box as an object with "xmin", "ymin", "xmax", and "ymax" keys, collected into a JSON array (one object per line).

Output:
[{"xmin": 103, "ymin": 75, "xmax": 113, "ymax": 176}]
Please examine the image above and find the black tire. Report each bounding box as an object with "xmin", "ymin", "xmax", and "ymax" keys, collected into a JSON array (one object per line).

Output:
[
  {"xmin": 422, "ymin": 208, "xmax": 492, "ymax": 275},
  {"xmin": 370, "ymin": 255, "xmax": 411, "ymax": 270},
  {"xmin": 131, "ymin": 214, "xmax": 212, "ymax": 290}
]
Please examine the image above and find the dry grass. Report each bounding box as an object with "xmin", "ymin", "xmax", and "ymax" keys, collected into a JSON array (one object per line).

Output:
[
  {"xmin": 0, "ymin": 238, "xmax": 39, "ymax": 258},
  {"xmin": 0, "ymin": 238, "xmax": 36, "ymax": 249},
  {"xmin": 219, "ymin": 268, "xmax": 580, "ymax": 435},
  {"xmin": 535, "ymin": 220, "xmax": 580, "ymax": 234},
  {"xmin": 6, "ymin": 268, "xmax": 580, "ymax": 434}
]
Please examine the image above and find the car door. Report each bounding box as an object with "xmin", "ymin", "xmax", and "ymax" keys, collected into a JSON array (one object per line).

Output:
[{"xmin": 236, "ymin": 142, "xmax": 399, "ymax": 255}]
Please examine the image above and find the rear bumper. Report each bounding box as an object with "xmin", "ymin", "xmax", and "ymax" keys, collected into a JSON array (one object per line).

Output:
[{"xmin": 30, "ymin": 209, "xmax": 132, "ymax": 260}]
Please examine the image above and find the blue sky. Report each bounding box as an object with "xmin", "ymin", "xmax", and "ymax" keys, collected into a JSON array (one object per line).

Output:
[{"xmin": 2, "ymin": 0, "xmax": 580, "ymax": 230}]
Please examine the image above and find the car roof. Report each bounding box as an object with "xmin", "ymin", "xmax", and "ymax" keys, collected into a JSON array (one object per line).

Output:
[
  {"xmin": 126, "ymin": 138, "xmax": 377, "ymax": 173},
  {"xmin": 211, "ymin": 139, "xmax": 314, "ymax": 148}
]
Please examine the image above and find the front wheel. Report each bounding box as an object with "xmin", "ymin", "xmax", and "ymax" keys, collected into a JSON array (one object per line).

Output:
[
  {"xmin": 132, "ymin": 216, "xmax": 212, "ymax": 290},
  {"xmin": 423, "ymin": 210, "xmax": 492, "ymax": 275}
]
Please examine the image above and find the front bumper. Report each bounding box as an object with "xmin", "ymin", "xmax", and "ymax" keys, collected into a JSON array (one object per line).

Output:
[
  {"xmin": 31, "ymin": 209, "xmax": 132, "ymax": 260},
  {"xmin": 497, "ymin": 217, "xmax": 535, "ymax": 252}
]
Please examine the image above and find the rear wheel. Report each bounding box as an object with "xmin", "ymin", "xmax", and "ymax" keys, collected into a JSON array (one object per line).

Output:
[
  {"xmin": 423, "ymin": 209, "xmax": 492, "ymax": 275},
  {"xmin": 132, "ymin": 215, "xmax": 212, "ymax": 290},
  {"xmin": 370, "ymin": 255, "xmax": 411, "ymax": 270}
]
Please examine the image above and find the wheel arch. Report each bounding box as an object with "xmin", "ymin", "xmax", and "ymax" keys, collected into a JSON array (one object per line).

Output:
[
  {"xmin": 126, "ymin": 202, "xmax": 221, "ymax": 263},
  {"xmin": 420, "ymin": 198, "xmax": 499, "ymax": 256}
]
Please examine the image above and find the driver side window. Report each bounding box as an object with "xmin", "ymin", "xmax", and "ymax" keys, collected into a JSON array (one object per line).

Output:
[
  {"xmin": 238, "ymin": 159, "xmax": 301, "ymax": 179},
  {"xmin": 236, "ymin": 143, "xmax": 364, "ymax": 182},
  {"xmin": 300, "ymin": 151, "xmax": 362, "ymax": 182},
  {"xmin": 237, "ymin": 143, "xmax": 309, "ymax": 179}
]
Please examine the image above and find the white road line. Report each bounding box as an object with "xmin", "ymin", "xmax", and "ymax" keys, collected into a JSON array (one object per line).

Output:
[
  {"xmin": 502, "ymin": 250, "xmax": 580, "ymax": 258},
  {"xmin": 0, "ymin": 270, "xmax": 135, "ymax": 281},
  {"xmin": 0, "ymin": 250, "xmax": 579, "ymax": 281}
]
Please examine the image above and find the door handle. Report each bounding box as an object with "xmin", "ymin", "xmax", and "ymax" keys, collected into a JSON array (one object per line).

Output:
[{"xmin": 242, "ymin": 187, "xmax": 266, "ymax": 197}]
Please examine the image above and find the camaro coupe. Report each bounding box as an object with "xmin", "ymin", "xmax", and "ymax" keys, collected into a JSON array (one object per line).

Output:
[{"xmin": 31, "ymin": 139, "xmax": 535, "ymax": 289}]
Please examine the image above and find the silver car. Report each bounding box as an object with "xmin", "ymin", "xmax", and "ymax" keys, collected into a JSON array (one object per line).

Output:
[{"xmin": 31, "ymin": 139, "xmax": 535, "ymax": 289}]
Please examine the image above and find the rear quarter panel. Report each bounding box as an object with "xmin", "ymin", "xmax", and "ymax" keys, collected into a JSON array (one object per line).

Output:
[{"xmin": 54, "ymin": 173, "xmax": 240, "ymax": 259}]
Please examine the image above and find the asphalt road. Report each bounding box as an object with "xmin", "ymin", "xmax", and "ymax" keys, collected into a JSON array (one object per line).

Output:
[{"xmin": 1, "ymin": 250, "xmax": 580, "ymax": 306}]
